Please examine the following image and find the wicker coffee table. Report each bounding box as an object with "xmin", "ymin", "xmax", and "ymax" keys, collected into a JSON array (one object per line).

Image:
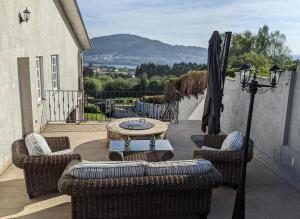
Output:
[{"xmin": 109, "ymin": 139, "xmax": 174, "ymax": 162}]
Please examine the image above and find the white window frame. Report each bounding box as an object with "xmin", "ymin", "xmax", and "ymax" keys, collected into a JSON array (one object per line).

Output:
[
  {"xmin": 35, "ymin": 57, "xmax": 44, "ymax": 102},
  {"xmin": 51, "ymin": 55, "xmax": 60, "ymax": 89}
]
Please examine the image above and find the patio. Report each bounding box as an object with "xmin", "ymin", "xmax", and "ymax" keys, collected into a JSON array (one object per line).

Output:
[{"xmin": 1, "ymin": 120, "xmax": 300, "ymax": 219}]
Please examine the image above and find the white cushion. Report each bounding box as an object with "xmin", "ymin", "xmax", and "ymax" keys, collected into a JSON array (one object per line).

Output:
[
  {"xmin": 221, "ymin": 131, "xmax": 244, "ymax": 151},
  {"xmin": 67, "ymin": 161, "xmax": 146, "ymax": 179},
  {"xmin": 52, "ymin": 149, "xmax": 73, "ymax": 155},
  {"xmin": 201, "ymin": 146, "xmax": 220, "ymax": 151},
  {"xmin": 25, "ymin": 133, "xmax": 52, "ymax": 155},
  {"xmin": 145, "ymin": 159, "xmax": 212, "ymax": 176}
]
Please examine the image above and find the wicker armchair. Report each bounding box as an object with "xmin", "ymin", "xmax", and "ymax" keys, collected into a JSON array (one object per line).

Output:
[
  {"xmin": 12, "ymin": 136, "xmax": 81, "ymax": 198},
  {"xmin": 59, "ymin": 160, "xmax": 223, "ymax": 219},
  {"xmin": 193, "ymin": 135, "xmax": 253, "ymax": 188}
]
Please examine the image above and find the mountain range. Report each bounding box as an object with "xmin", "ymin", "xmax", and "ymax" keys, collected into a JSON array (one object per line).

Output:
[{"xmin": 83, "ymin": 34, "xmax": 208, "ymax": 67}]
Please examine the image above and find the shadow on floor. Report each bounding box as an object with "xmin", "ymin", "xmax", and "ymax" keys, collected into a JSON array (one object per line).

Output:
[
  {"xmin": 0, "ymin": 179, "xmax": 64, "ymax": 218},
  {"xmin": 7, "ymin": 203, "xmax": 70, "ymax": 219},
  {"xmin": 73, "ymin": 139, "xmax": 109, "ymax": 161}
]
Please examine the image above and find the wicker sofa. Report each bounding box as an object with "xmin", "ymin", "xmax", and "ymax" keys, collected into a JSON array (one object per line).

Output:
[
  {"xmin": 12, "ymin": 136, "xmax": 81, "ymax": 198},
  {"xmin": 58, "ymin": 160, "xmax": 223, "ymax": 219},
  {"xmin": 193, "ymin": 134, "xmax": 253, "ymax": 187}
]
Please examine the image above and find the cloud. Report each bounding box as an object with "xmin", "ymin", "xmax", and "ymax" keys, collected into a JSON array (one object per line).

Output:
[{"xmin": 77, "ymin": 0, "xmax": 300, "ymax": 53}]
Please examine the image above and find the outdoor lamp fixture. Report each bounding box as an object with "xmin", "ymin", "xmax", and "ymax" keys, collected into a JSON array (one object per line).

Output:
[
  {"xmin": 232, "ymin": 63, "xmax": 282, "ymax": 219},
  {"xmin": 270, "ymin": 64, "xmax": 282, "ymax": 86},
  {"xmin": 239, "ymin": 63, "xmax": 252, "ymax": 84},
  {"xmin": 19, "ymin": 7, "xmax": 31, "ymax": 23}
]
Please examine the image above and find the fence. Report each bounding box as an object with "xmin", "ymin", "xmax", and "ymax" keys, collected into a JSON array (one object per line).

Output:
[
  {"xmin": 44, "ymin": 90, "xmax": 84, "ymax": 123},
  {"xmin": 44, "ymin": 90, "xmax": 180, "ymax": 123}
]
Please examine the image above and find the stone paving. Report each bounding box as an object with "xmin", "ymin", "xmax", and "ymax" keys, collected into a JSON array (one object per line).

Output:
[{"xmin": 1, "ymin": 121, "xmax": 300, "ymax": 219}]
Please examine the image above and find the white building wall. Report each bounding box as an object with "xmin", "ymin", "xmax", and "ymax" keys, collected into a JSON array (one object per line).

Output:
[
  {"xmin": 0, "ymin": 0, "xmax": 82, "ymax": 172},
  {"xmin": 288, "ymin": 66, "xmax": 300, "ymax": 153},
  {"xmin": 221, "ymin": 70, "xmax": 300, "ymax": 189},
  {"xmin": 178, "ymin": 94, "xmax": 205, "ymax": 120},
  {"xmin": 221, "ymin": 72, "xmax": 292, "ymax": 157}
]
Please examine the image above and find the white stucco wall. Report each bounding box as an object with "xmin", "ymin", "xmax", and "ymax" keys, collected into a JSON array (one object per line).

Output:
[
  {"xmin": 220, "ymin": 70, "xmax": 300, "ymax": 188},
  {"xmin": 221, "ymin": 72, "xmax": 292, "ymax": 157},
  {"xmin": 178, "ymin": 94, "xmax": 205, "ymax": 120},
  {"xmin": 0, "ymin": 0, "xmax": 82, "ymax": 172},
  {"xmin": 288, "ymin": 66, "xmax": 300, "ymax": 153}
]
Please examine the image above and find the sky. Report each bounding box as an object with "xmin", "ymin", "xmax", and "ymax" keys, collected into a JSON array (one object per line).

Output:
[{"xmin": 77, "ymin": 0, "xmax": 300, "ymax": 54}]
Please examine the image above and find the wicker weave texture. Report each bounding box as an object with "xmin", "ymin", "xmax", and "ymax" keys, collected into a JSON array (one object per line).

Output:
[
  {"xmin": 11, "ymin": 136, "xmax": 81, "ymax": 198},
  {"xmin": 193, "ymin": 135, "xmax": 254, "ymax": 187},
  {"xmin": 59, "ymin": 161, "xmax": 223, "ymax": 219}
]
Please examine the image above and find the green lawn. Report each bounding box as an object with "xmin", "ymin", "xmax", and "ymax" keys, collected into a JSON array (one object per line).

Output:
[{"xmin": 84, "ymin": 113, "xmax": 107, "ymax": 121}]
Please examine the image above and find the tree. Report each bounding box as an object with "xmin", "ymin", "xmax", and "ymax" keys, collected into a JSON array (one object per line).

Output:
[
  {"xmin": 83, "ymin": 66, "xmax": 94, "ymax": 77},
  {"xmin": 83, "ymin": 77, "xmax": 102, "ymax": 93},
  {"xmin": 269, "ymin": 30, "xmax": 291, "ymax": 65},
  {"xmin": 255, "ymin": 25, "xmax": 271, "ymax": 56},
  {"xmin": 228, "ymin": 25, "xmax": 292, "ymax": 72}
]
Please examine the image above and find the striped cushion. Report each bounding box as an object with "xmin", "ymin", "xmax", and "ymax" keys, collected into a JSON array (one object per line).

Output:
[
  {"xmin": 25, "ymin": 133, "xmax": 52, "ymax": 155},
  {"xmin": 52, "ymin": 149, "xmax": 73, "ymax": 155},
  {"xmin": 145, "ymin": 159, "xmax": 212, "ymax": 176},
  {"xmin": 201, "ymin": 146, "xmax": 220, "ymax": 151},
  {"xmin": 221, "ymin": 131, "xmax": 244, "ymax": 151},
  {"xmin": 67, "ymin": 161, "xmax": 146, "ymax": 179}
]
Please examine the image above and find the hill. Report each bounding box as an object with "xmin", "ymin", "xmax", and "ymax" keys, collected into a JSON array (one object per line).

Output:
[{"xmin": 84, "ymin": 34, "xmax": 207, "ymax": 67}]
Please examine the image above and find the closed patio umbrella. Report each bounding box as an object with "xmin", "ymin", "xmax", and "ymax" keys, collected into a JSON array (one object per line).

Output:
[{"xmin": 201, "ymin": 31, "xmax": 223, "ymax": 135}]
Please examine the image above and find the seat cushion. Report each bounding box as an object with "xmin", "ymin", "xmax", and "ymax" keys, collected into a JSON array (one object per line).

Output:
[
  {"xmin": 201, "ymin": 146, "xmax": 220, "ymax": 151},
  {"xmin": 66, "ymin": 161, "xmax": 146, "ymax": 179},
  {"xmin": 52, "ymin": 149, "xmax": 73, "ymax": 155},
  {"xmin": 221, "ymin": 131, "xmax": 244, "ymax": 151},
  {"xmin": 25, "ymin": 133, "xmax": 52, "ymax": 155},
  {"xmin": 145, "ymin": 159, "xmax": 212, "ymax": 176}
]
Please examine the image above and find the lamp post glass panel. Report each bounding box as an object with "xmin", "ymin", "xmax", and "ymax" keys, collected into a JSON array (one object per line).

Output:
[
  {"xmin": 270, "ymin": 65, "xmax": 282, "ymax": 86},
  {"xmin": 23, "ymin": 7, "xmax": 31, "ymax": 22},
  {"xmin": 232, "ymin": 64, "xmax": 282, "ymax": 219},
  {"xmin": 240, "ymin": 63, "xmax": 252, "ymax": 84},
  {"xmin": 19, "ymin": 7, "xmax": 31, "ymax": 23}
]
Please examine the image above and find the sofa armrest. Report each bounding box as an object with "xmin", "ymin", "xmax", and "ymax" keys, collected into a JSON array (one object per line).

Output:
[
  {"xmin": 193, "ymin": 149, "xmax": 244, "ymax": 163},
  {"xmin": 45, "ymin": 136, "xmax": 70, "ymax": 152},
  {"xmin": 193, "ymin": 140, "xmax": 254, "ymax": 163},
  {"xmin": 22, "ymin": 153, "xmax": 81, "ymax": 169},
  {"xmin": 201, "ymin": 135, "xmax": 227, "ymax": 149}
]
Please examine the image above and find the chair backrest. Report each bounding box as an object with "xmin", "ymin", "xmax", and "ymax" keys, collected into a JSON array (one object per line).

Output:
[{"xmin": 11, "ymin": 139, "xmax": 29, "ymax": 168}]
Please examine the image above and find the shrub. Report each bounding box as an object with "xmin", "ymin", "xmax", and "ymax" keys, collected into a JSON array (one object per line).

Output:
[
  {"xmin": 84, "ymin": 103, "xmax": 100, "ymax": 113},
  {"xmin": 103, "ymin": 77, "xmax": 139, "ymax": 91},
  {"xmin": 141, "ymin": 95, "xmax": 165, "ymax": 104},
  {"xmin": 84, "ymin": 77, "xmax": 103, "ymax": 94},
  {"xmin": 180, "ymin": 71, "xmax": 207, "ymax": 96}
]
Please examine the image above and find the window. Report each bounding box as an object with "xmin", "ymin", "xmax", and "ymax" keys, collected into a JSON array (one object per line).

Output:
[
  {"xmin": 35, "ymin": 57, "xmax": 44, "ymax": 102},
  {"xmin": 51, "ymin": 55, "xmax": 60, "ymax": 89}
]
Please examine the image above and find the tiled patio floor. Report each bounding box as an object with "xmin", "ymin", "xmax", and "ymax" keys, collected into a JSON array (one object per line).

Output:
[{"xmin": 1, "ymin": 121, "xmax": 300, "ymax": 219}]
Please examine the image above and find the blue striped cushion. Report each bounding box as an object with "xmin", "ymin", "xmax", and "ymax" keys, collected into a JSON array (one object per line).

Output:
[
  {"xmin": 145, "ymin": 159, "xmax": 212, "ymax": 176},
  {"xmin": 221, "ymin": 131, "xmax": 244, "ymax": 151},
  {"xmin": 25, "ymin": 133, "xmax": 52, "ymax": 155},
  {"xmin": 67, "ymin": 161, "xmax": 146, "ymax": 179}
]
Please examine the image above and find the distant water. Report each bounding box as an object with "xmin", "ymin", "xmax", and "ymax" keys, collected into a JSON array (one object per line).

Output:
[{"xmin": 83, "ymin": 62, "xmax": 137, "ymax": 69}]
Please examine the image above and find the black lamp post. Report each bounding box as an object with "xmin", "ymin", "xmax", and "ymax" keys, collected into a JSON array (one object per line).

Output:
[{"xmin": 232, "ymin": 63, "xmax": 282, "ymax": 219}]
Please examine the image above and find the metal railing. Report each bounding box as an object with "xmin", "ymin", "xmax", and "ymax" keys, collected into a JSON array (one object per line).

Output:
[
  {"xmin": 44, "ymin": 90, "xmax": 84, "ymax": 123},
  {"xmin": 44, "ymin": 90, "xmax": 180, "ymax": 123}
]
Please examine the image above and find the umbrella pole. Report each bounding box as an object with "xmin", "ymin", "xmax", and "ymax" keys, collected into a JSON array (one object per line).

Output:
[{"xmin": 232, "ymin": 79, "xmax": 257, "ymax": 219}]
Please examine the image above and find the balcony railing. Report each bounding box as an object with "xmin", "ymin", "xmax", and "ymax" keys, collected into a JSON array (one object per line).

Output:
[
  {"xmin": 43, "ymin": 90, "xmax": 180, "ymax": 123},
  {"xmin": 44, "ymin": 90, "xmax": 84, "ymax": 123}
]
